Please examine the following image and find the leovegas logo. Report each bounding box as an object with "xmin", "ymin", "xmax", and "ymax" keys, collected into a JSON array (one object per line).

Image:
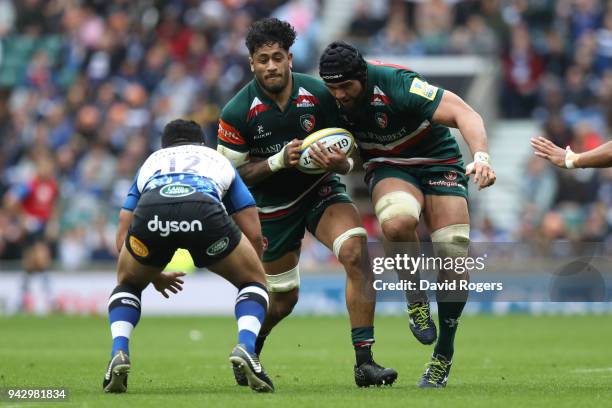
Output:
[
  {"xmin": 129, "ymin": 235, "xmax": 149, "ymax": 257},
  {"xmin": 218, "ymin": 119, "xmax": 246, "ymax": 145}
]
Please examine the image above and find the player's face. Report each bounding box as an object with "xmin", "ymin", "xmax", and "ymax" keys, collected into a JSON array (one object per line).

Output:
[
  {"xmin": 325, "ymin": 80, "xmax": 364, "ymax": 111},
  {"xmin": 250, "ymin": 43, "xmax": 292, "ymax": 95}
]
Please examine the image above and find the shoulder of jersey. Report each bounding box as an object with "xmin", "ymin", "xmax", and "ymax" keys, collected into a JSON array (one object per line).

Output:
[{"xmin": 293, "ymin": 72, "xmax": 329, "ymax": 94}]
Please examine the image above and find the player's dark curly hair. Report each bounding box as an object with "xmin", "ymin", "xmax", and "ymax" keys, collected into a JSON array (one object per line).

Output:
[
  {"xmin": 245, "ymin": 18, "xmax": 296, "ymax": 55},
  {"xmin": 161, "ymin": 119, "xmax": 204, "ymax": 148}
]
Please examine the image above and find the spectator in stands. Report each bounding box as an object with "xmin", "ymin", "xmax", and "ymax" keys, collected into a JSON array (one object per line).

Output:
[
  {"xmin": 501, "ymin": 23, "xmax": 545, "ymax": 118},
  {"xmin": 3, "ymin": 151, "xmax": 59, "ymax": 312}
]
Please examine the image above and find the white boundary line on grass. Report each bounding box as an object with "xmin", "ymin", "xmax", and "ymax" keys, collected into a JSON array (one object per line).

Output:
[{"xmin": 571, "ymin": 368, "xmax": 612, "ymax": 373}]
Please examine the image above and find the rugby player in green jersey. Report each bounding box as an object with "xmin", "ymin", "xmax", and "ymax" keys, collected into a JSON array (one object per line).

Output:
[
  {"xmin": 216, "ymin": 19, "xmax": 397, "ymax": 387},
  {"xmin": 319, "ymin": 41, "xmax": 496, "ymax": 388}
]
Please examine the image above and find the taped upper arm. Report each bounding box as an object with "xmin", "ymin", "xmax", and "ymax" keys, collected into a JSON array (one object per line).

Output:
[{"xmin": 217, "ymin": 144, "xmax": 250, "ymax": 168}]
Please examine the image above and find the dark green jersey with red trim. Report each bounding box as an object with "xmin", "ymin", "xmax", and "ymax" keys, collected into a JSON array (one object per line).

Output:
[
  {"xmin": 217, "ymin": 73, "xmax": 341, "ymax": 210},
  {"xmin": 340, "ymin": 62, "xmax": 462, "ymax": 170}
]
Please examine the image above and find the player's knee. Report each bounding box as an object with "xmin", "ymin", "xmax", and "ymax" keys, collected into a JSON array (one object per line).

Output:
[
  {"xmin": 375, "ymin": 191, "xmax": 421, "ymax": 241},
  {"xmin": 333, "ymin": 227, "xmax": 367, "ymax": 269},
  {"xmin": 337, "ymin": 237, "xmax": 365, "ymax": 271},
  {"xmin": 264, "ymin": 265, "xmax": 300, "ymax": 321},
  {"xmin": 375, "ymin": 190, "xmax": 421, "ymax": 241},
  {"xmin": 431, "ymin": 224, "xmax": 470, "ymax": 276},
  {"xmin": 381, "ymin": 216, "xmax": 419, "ymax": 242},
  {"xmin": 268, "ymin": 290, "xmax": 298, "ymax": 321}
]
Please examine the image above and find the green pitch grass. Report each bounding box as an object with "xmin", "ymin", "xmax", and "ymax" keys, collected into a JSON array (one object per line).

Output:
[{"xmin": 1, "ymin": 314, "xmax": 611, "ymax": 408}]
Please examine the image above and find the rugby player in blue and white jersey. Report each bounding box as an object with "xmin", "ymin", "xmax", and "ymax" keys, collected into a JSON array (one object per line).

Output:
[{"xmin": 102, "ymin": 119, "xmax": 274, "ymax": 393}]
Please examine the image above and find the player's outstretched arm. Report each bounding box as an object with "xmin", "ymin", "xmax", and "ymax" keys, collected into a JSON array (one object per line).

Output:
[
  {"xmin": 531, "ymin": 137, "xmax": 612, "ymax": 169},
  {"xmin": 232, "ymin": 206, "xmax": 264, "ymax": 259},
  {"xmin": 431, "ymin": 90, "xmax": 496, "ymax": 190}
]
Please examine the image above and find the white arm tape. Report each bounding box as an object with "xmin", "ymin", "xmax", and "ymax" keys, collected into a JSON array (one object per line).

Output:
[
  {"xmin": 473, "ymin": 151, "xmax": 490, "ymax": 164},
  {"xmin": 565, "ymin": 146, "xmax": 578, "ymax": 169},
  {"xmin": 217, "ymin": 145, "xmax": 249, "ymax": 167},
  {"xmin": 346, "ymin": 158, "xmax": 355, "ymax": 174},
  {"xmin": 267, "ymin": 145, "xmax": 287, "ymax": 172},
  {"xmin": 466, "ymin": 151, "xmax": 490, "ymax": 174}
]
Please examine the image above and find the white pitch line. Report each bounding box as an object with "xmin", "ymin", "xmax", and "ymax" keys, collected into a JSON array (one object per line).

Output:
[{"xmin": 571, "ymin": 367, "xmax": 612, "ymax": 373}]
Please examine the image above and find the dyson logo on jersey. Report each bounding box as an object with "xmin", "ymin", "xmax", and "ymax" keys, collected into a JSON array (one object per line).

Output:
[
  {"xmin": 147, "ymin": 215, "xmax": 203, "ymax": 237},
  {"xmin": 159, "ymin": 184, "xmax": 196, "ymax": 198}
]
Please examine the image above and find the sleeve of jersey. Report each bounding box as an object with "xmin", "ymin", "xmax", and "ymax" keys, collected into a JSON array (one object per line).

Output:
[
  {"xmin": 217, "ymin": 109, "xmax": 249, "ymax": 152},
  {"xmin": 121, "ymin": 172, "xmax": 141, "ymax": 211},
  {"xmin": 397, "ymin": 72, "xmax": 445, "ymax": 121},
  {"xmin": 223, "ymin": 168, "xmax": 256, "ymax": 215}
]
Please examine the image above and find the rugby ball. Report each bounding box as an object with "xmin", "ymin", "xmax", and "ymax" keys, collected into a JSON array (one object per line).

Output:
[{"xmin": 298, "ymin": 128, "xmax": 355, "ymax": 174}]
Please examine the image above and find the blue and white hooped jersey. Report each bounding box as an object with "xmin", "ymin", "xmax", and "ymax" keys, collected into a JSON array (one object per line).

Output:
[{"xmin": 122, "ymin": 144, "xmax": 255, "ymax": 214}]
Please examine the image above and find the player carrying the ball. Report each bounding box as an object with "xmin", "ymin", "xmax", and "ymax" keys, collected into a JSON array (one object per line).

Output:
[
  {"xmin": 319, "ymin": 41, "xmax": 496, "ymax": 388},
  {"xmin": 217, "ymin": 18, "xmax": 397, "ymax": 387}
]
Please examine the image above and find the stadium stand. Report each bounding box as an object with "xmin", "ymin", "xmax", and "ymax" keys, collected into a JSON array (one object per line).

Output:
[{"xmin": 1, "ymin": 0, "xmax": 612, "ymax": 271}]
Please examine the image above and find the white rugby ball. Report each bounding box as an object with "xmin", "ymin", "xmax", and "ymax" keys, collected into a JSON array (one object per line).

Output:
[{"xmin": 298, "ymin": 128, "xmax": 355, "ymax": 174}]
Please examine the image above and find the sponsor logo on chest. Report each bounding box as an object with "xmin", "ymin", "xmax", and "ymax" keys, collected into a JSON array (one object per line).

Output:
[
  {"xmin": 253, "ymin": 123, "xmax": 272, "ymax": 140},
  {"xmin": 247, "ymin": 97, "xmax": 270, "ymax": 121},
  {"xmin": 295, "ymin": 87, "xmax": 319, "ymax": 108},
  {"xmin": 370, "ymin": 86, "xmax": 391, "ymax": 106}
]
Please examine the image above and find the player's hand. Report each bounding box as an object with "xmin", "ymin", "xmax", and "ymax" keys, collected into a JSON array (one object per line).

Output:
[
  {"xmin": 309, "ymin": 142, "xmax": 351, "ymax": 174},
  {"xmin": 530, "ymin": 136, "xmax": 574, "ymax": 168},
  {"xmin": 152, "ymin": 271, "xmax": 186, "ymax": 298},
  {"xmin": 283, "ymin": 139, "xmax": 302, "ymax": 167},
  {"xmin": 465, "ymin": 152, "xmax": 495, "ymax": 191}
]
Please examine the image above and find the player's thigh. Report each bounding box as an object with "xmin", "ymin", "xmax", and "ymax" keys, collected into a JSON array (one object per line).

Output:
[
  {"xmin": 314, "ymin": 202, "xmax": 363, "ymax": 249},
  {"xmin": 423, "ymin": 195, "xmax": 469, "ymax": 232},
  {"xmin": 259, "ymin": 205, "xmax": 308, "ymax": 298},
  {"xmin": 306, "ymin": 177, "xmax": 358, "ymax": 249},
  {"xmin": 263, "ymin": 251, "xmax": 300, "ymax": 275},
  {"xmin": 116, "ymin": 244, "xmax": 164, "ymax": 290},
  {"xmin": 208, "ymin": 234, "xmax": 266, "ymax": 287},
  {"xmin": 420, "ymin": 164, "xmax": 470, "ymax": 231},
  {"xmin": 369, "ymin": 165, "xmax": 424, "ymax": 207},
  {"xmin": 369, "ymin": 169, "xmax": 424, "ymax": 236},
  {"xmin": 260, "ymin": 209, "xmax": 306, "ymax": 264}
]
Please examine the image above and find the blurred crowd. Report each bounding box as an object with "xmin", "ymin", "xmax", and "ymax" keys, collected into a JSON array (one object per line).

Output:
[
  {"xmin": 1, "ymin": 0, "xmax": 611, "ymax": 270},
  {"xmin": 0, "ymin": 0, "xmax": 320, "ymax": 268}
]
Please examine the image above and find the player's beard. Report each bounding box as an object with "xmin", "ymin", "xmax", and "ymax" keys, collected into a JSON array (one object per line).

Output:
[
  {"xmin": 260, "ymin": 73, "xmax": 289, "ymax": 94},
  {"xmin": 342, "ymin": 91, "xmax": 366, "ymax": 115}
]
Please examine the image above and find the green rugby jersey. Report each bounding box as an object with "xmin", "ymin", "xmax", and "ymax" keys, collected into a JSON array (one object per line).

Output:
[
  {"xmin": 217, "ymin": 73, "xmax": 340, "ymax": 211},
  {"xmin": 340, "ymin": 61, "xmax": 463, "ymax": 171}
]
